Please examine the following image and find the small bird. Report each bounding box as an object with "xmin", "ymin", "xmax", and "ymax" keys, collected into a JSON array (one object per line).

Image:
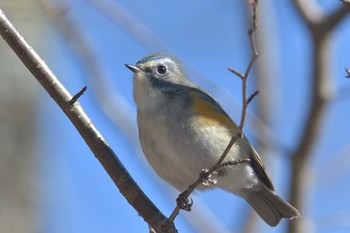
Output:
[{"xmin": 125, "ymin": 53, "xmax": 300, "ymax": 226}]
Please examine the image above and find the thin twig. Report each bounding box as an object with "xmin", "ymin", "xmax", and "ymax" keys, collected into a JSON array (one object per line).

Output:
[
  {"xmin": 68, "ymin": 86, "xmax": 87, "ymax": 107},
  {"xmin": 163, "ymin": 3, "xmax": 259, "ymax": 230},
  {"xmin": 228, "ymin": 67, "xmax": 245, "ymax": 79},
  {"xmin": 247, "ymin": 90, "xmax": 259, "ymax": 105},
  {"xmin": 241, "ymin": 32, "xmax": 258, "ymax": 131},
  {"xmin": 220, "ymin": 158, "xmax": 251, "ymax": 169}
]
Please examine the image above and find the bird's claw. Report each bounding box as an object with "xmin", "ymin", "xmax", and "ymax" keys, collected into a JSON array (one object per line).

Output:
[
  {"xmin": 200, "ymin": 169, "xmax": 217, "ymax": 186},
  {"xmin": 176, "ymin": 193, "xmax": 193, "ymax": 211}
]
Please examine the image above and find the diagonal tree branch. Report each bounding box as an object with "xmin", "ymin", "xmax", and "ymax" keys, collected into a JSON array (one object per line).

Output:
[{"xmin": 0, "ymin": 9, "xmax": 175, "ymax": 233}]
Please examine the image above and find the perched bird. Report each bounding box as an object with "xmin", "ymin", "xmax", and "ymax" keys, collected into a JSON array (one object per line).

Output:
[{"xmin": 125, "ymin": 53, "xmax": 300, "ymax": 226}]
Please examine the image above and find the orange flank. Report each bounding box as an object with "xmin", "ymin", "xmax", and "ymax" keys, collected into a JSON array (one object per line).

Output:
[{"xmin": 190, "ymin": 91, "xmax": 238, "ymax": 132}]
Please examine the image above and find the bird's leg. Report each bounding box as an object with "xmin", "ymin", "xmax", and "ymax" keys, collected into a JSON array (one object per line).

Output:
[
  {"xmin": 200, "ymin": 169, "xmax": 218, "ymax": 186},
  {"xmin": 176, "ymin": 192, "xmax": 193, "ymax": 211}
]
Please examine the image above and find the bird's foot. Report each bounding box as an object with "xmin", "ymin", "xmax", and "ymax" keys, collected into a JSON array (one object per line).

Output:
[
  {"xmin": 200, "ymin": 169, "xmax": 217, "ymax": 186},
  {"xmin": 176, "ymin": 193, "xmax": 193, "ymax": 211}
]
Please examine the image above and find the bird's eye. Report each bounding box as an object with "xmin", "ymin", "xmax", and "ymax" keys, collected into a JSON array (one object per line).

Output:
[{"xmin": 156, "ymin": 65, "xmax": 167, "ymax": 75}]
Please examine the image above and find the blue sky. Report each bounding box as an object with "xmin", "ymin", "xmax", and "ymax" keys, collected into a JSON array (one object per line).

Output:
[{"xmin": 35, "ymin": 1, "xmax": 350, "ymax": 232}]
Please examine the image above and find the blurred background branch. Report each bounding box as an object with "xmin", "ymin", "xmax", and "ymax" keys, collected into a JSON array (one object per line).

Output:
[{"xmin": 288, "ymin": 1, "xmax": 350, "ymax": 233}]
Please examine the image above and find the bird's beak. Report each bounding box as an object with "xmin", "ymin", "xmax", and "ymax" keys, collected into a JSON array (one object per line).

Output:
[{"xmin": 125, "ymin": 64, "xmax": 142, "ymax": 73}]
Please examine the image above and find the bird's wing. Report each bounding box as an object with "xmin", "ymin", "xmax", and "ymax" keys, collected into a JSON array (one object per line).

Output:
[
  {"xmin": 188, "ymin": 87, "xmax": 275, "ymax": 190},
  {"xmin": 247, "ymin": 144, "xmax": 274, "ymax": 190}
]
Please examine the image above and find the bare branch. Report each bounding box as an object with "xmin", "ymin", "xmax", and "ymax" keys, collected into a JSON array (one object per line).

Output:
[
  {"xmin": 238, "ymin": 25, "xmax": 259, "ymax": 132},
  {"xmin": 228, "ymin": 67, "xmax": 244, "ymax": 79},
  {"xmin": 247, "ymin": 90, "xmax": 259, "ymax": 105},
  {"xmin": 0, "ymin": 9, "xmax": 175, "ymax": 233},
  {"xmin": 220, "ymin": 158, "xmax": 251, "ymax": 168}
]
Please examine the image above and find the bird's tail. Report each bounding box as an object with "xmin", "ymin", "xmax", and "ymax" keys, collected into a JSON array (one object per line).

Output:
[{"xmin": 245, "ymin": 185, "xmax": 300, "ymax": 226}]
